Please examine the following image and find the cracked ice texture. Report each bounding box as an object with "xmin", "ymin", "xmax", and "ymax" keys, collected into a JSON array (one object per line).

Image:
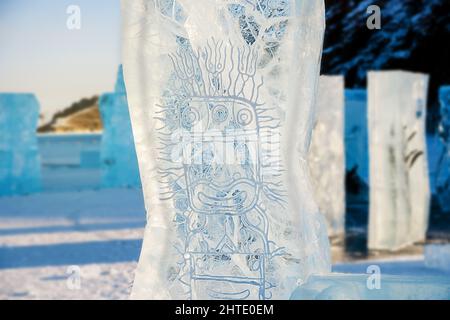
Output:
[
  {"xmin": 345, "ymin": 89, "xmax": 369, "ymax": 184},
  {"xmin": 368, "ymin": 71, "xmax": 430, "ymax": 251},
  {"xmin": 436, "ymin": 86, "xmax": 450, "ymax": 212},
  {"xmin": 0, "ymin": 94, "xmax": 41, "ymax": 196},
  {"xmin": 308, "ymin": 76, "xmax": 345, "ymax": 236},
  {"xmin": 99, "ymin": 66, "xmax": 141, "ymax": 188},
  {"xmin": 122, "ymin": 0, "xmax": 330, "ymax": 300}
]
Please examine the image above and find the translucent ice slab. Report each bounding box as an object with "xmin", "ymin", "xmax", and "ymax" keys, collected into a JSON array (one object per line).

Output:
[
  {"xmin": 368, "ymin": 71, "xmax": 430, "ymax": 251},
  {"xmin": 122, "ymin": 0, "xmax": 331, "ymax": 300},
  {"xmin": 436, "ymin": 86, "xmax": 450, "ymax": 211},
  {"xmin": 99, "ymin": 66, "xmax": 140, "ymax": 188},
  {"xmin": 425, "ymin": 244, "xmax": 450, "ymax": 272},
  {"xmin": 309, "ymin": 76, "xmax": 346, "ymax": 236},
  {"xmin": 0, "ymin": 93, "xmax": 41, "ymax": 196}
]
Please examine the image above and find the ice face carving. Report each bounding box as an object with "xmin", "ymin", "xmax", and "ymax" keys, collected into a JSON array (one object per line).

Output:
[
  {"xmin": 122, "ymin": 0, "xmax": 330, "ymax": 300},
  {"xmin": 156, "ymin": 39, "xmax": 286, "ymax": 299}
]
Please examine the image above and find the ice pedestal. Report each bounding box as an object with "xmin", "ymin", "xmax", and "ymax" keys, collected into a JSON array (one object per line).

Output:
[
  {"xmin": 0, "ymin": 93, "xmax": 41, "ymax": 196},
  {"xmin": 436, "ymin": 86, "xmax": 450, "ymax": 212},
  {"xmin": 99, "ymin": 66, "xmax": 141, "ymax": 188},
  {"xmin": 290, "ymin": 273, "xmax": 450, "ymax": 300},
  {"xmin": 368, "ymin": 71, "xmax": 430, "ymax": 250},
  {"xmin": 345, "ymin": 89, "xmax": 369, "ymax": 185},
  {"xmin": 308, "ymin": 76, "xmax": 346, "ymax": 236},
  {"xmin": 425, "ymin": 244, "xmax": 450, "ymax": 272},
  {"xmin": 122, "ymin": 0, "xmax": 330, "ymax": 300}
]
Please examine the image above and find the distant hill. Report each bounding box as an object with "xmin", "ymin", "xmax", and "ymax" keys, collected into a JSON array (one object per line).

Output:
[{"xmin": 38, "ymin": 96, "xmax": 102, "ymax": 133}]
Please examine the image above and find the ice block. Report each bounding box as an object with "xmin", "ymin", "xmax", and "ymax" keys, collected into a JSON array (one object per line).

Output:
[
  {"xmin": 290, "ymin": 273, "xmax": 450, "ymax": 300},
  {"xmin": 368, "ymin": 71, "xmax": 430, "ymax": 250},
  {"xmin": 308, "ymin": 76, "xmax": 346, "ymax": 237},
  {"xmin": 436, "ymin": 86, "xmax": 450, "ymax": 212},
  {"xmin": 425, "ymin": 244, "xmax": 450, "ymax": 272},
  {"xmin": 99, "ymin": 66, "xmax": 141, "ymax": 188},
  {"xmin": 122, "ymin": 0, "xmax": 331, "ymax": 300},
  {"xmin": 0, "ymin": 93, "xmax": 41, "ymax": 196},
  {"xmin": 345, "ymin": 89, "xmax": 369, "ymax": 185}
]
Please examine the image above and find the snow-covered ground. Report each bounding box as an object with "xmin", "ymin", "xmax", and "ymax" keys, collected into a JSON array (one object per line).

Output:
[
  {"xmin": 0, "ymin": 189, "xmax": 145, "ymax": 300},
  {"xmin": 1, "ymin": 189, "xmax": 449, "ymax": 300}
]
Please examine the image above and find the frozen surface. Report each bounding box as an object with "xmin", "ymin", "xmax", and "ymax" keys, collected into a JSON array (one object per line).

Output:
[
  {"xmin": 0, "ymin": 94, "xmax": 41, "ymax": 196},
  {"xmin": 99, "ymin": 67, "xmax": 141, "ymax": 188},
  {"xmin": 122, "ymin": 0, "xmax": 330, "ymax": 300},
  {"xmin": 368, "ymin": 71, "xmax": 430, "ymax": 251},
  {"xmin": 344, "ymin": 89, "xmax": 369, "ymax": 184},
  {"xmin": 436, "ymin": 86, "xmax": 450, "ymax": 211},
  {"xmin": 0, "ymin": 189, "xmax": 146, "ymax": 300},
  {"xmin": 308, "ymin": 76, "xmax": 346, "ymax": 236},
  {"xmin": 291, "ymin": 271, "xmax": 450, "ymax": 300},
  {"xmin": 425, "ymin": 244, "xmax": 450, "ymax": 272},
  {"xmin": 0, "ymin": 190, "xmax": 448, "ymax": 300}
]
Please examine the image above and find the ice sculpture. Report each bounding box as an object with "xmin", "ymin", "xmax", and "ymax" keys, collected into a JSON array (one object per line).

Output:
[
  {"xmin": 99, "ymin": 65, "xmax": 141, "ymax": 188},
  {"xmin": 436, "ymin": 86, "xmax": 450, "ymax": 212},
  {"xmin": 122, "ymin": 0, "xmax": 331, "ymax": 300},
  {"xmin": 308, "ymin": 76, "xmax": 346, "ymax": 237},
  {"xmin": 0, "ymin": 93, "xmax": 41, "ymax": 196},
  {"xmin": 345, "ymin": 89, "xmax": 369, "ymax": 185},
  {"xmin": 368, "ymin": 71, "xmax": 430, "ymax": 250},
  {"xmin": 290, "ymin": 273, "xmax": 450, "ymax": 300}
]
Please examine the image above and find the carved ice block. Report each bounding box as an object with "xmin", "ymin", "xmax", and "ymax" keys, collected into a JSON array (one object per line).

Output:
[
  {"xmin": 368, "ymin": 71, "xmax": 430, "ymax": 251},
  {"xmin": 436, "ymin": 86, "xmax": 450, "ymax": 212},
  {"xmin": 308, "ymin": 76, "xmax": 346, "ymax": 237},
  {"xmin": 122, "ymin": 0, "xmax": 331, "ymax": 300},
  {"xmin": 99, "ymin": 66, "xmax": 141, "ymax": 188},
  {"xmin": 345, "ymin": 89, "xmax": 369, "ymax": 185},
  {"xmin": 0, "ymin": 93, "xmax": 41, "ymax": 196}
]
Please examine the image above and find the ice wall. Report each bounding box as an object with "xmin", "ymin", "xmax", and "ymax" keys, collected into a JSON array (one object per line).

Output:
[
  {"xmin": 290, "ymin": 273, "xmax": 450, "ymax": 300},
  {"xmin": 436, "ymin": 86, "xmax": 450, "ymax": 212},
  {"xmin": 122, "ymin": 0, "xmax": 330, "ymax": 300},
  {"xmin": 368, "ymin": 71, "xmax": 430, "ymax": 251},
  {"xmin": 99, "ymin": 66, "xmax": 140, "ymax": 188},
  {"xmin": 345, "ymin": 89, "xmax": 369, "ymax": 185},
  {"xmin": 308, "ymin": 76, "xmax": 346, "ymax": 237},
  {"xmin": 0, "ymin": 93, "xmax": 41, "ymax": 196}
]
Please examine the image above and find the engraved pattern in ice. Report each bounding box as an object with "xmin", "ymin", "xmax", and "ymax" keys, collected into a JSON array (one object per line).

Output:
[{"xmin": 122, "ymin": 0, "xmax": 331, "ymax": 300}]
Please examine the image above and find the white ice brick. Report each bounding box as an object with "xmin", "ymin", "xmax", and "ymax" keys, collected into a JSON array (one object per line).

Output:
[
  {"xmin": 309, "ymin": 76, "xmax": 346, "ymax": 237},
  {"xmin": 368, "ymin": 71, "xmax": 430, "ymax": 251}
]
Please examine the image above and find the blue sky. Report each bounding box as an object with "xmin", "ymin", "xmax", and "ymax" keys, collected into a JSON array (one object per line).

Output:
[{"xmin": 0, "ymin": 0, "xmax": 121, "ymax": 120}]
